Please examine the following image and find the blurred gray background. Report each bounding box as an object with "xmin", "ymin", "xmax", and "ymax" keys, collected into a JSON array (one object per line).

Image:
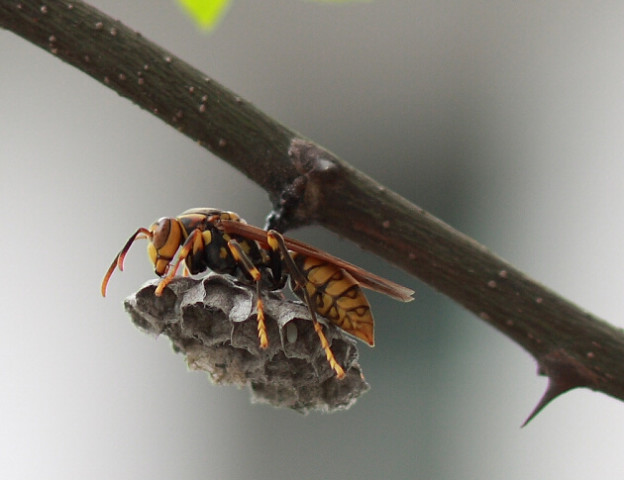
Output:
[{"xmin": 3, "ymin": 0, "xmax": 624, "ymax": 478}]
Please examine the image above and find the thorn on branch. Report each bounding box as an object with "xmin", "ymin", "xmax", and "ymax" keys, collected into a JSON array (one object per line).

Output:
[
  {"xmin": 522, "ymin": 378, "xmax": 575, "ymax": 428},
  {"xmin": 123, "ymin": 274, "xmax": 369, "ymax": 413},
  {"xmin": 522, "ymin": 349, "xmax": 599, "ymax": 426}
]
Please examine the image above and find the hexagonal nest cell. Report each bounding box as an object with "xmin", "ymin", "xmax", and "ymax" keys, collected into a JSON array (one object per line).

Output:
[{"xmin": 123, "ymin": 274, "xmax": 369, "ymax": 413}]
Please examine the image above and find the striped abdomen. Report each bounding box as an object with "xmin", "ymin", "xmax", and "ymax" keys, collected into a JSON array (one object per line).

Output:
[{"xmin": 290, "ymin": 252, "xmax": 374, "ymax": 346}]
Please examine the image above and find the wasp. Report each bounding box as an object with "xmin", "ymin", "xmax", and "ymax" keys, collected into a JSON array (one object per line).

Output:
[{"xmin": 101, "ymin": 208, "xmax": 414, "ymax": 379}]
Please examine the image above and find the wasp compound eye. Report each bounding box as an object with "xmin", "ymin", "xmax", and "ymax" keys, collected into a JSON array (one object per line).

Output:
[{"xmin": 151, "ymin": 218, "xmax": 172, "ymax": 249}]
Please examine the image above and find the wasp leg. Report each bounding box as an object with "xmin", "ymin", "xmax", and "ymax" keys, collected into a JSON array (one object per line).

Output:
[
  {"xmin": 154, "ymin": 228, "xmax": 203, "ymax": 296},
  {"xmin": 266, "ymin": 230, "xmax": 346, "ymax": 380},
  {"xmin": 227, "ymin": 240, "xmax": 269, "ymax": 349}
]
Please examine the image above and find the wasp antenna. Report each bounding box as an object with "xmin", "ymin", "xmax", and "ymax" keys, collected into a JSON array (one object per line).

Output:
[
  {"xmin": 100, "ymin": 257, "xmax": 119, "ymax": 297},
  {"xmin": 118, "ymin": 228, "xmax": 152, "ymax": 271},
  {"xmin": 116, "ymin": 251, "xmax": 127, "ymax": 271},
  {"xmin": 101, "ymin": 227, "xmax": 152, "ymax": 296}
]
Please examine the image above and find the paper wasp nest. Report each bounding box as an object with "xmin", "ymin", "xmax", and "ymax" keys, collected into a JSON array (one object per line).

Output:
[{"xmin": 123, "ymin": 274, "xmax": 369, "ymax": 412}]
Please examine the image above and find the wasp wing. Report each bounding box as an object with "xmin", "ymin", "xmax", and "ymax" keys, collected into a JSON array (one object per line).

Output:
[{"xmin": 220, "ymin": 220, "xmax": 414, "ymax": 302}]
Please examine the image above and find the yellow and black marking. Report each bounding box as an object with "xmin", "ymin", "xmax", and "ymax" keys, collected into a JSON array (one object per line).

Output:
[
  {"xmin": 102, "ymin": 208, "xmax": 414, "ymax": 379},
  {"xmin": 291, "ymin": 254, "xmax": 374, "ymax": 346},
  {"xmin": 266, "ymin": 230, "xmax": 346, "ymax": 378}
]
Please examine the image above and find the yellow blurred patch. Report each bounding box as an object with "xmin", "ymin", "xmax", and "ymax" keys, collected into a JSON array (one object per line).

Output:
[{"xmin": 176, "ymin": 0, "xmax": 232, "ymax": 30}]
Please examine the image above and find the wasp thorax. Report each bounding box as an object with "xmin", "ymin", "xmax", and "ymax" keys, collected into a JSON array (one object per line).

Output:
[{"xmin": 147, "ymin": 217, "xmax": 184, "ymax": 276}]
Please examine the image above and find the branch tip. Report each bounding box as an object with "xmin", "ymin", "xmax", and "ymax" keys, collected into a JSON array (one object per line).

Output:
[{"xmin": 522, "ymin": 378, "xmax": 575, "ymax": 427}]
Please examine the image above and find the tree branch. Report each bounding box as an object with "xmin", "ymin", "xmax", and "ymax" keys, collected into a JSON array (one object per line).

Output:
[{"xmin": 4, "ymin": 0, "xmax": 624, "ymax": 421}]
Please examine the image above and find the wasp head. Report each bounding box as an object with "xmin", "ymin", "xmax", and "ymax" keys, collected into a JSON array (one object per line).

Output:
[
  {"xmin": 101, "ymin": 217, "xmax": 185, "ymax": 296},
  {"xmin": 146, "ymin": 217, "xmax": 185, "ymax": 276}
]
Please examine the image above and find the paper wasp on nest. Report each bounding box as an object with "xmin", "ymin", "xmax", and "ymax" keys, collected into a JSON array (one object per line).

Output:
[{"xmin": 101, "ymin": 208, "xmax": 414, "ymax": 378}]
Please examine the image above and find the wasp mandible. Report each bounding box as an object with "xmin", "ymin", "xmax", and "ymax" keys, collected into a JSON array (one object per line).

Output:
[{"xmin": 101, "ymin": 208, "xmax": 414, "ymax": 379}]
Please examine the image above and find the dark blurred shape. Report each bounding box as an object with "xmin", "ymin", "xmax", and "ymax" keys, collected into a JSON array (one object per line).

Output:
[{"xmin": 123, "ymin": 274, "xmax": 369, "ymax": 413}]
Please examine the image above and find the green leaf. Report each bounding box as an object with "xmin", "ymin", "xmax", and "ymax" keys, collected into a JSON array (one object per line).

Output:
[
  {"xmin": 176, "ymin": 0, "xmax": 233, "ymax": 30},
  {"xmin": 176, "ymin": 0, "xmax": 371, "ymax": 31}
]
